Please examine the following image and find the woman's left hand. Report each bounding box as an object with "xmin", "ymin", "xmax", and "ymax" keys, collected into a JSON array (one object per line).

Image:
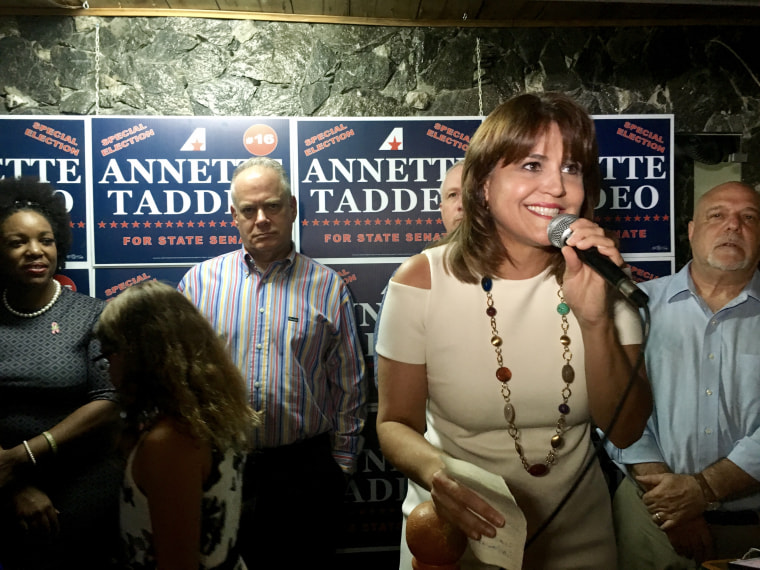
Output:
[
  {"xmin": 429, "ymin": 469, "xmax": 505, "ymax": 541},
  {"xmin": 559, "ymin": 217, "xmax": 624, "ymax": 325},
  {"xmin": 12, "ymin": 484, "xmax": 60, "ymax": 539}
]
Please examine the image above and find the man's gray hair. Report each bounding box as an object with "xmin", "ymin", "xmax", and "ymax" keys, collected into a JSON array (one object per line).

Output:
[
  {"xmin": 440, "ymin": 159, "xmax": 465, "ymax": 194},
  {"xmin": 231, "ymin": 157, "xmax": 291, "ymax": 201}
]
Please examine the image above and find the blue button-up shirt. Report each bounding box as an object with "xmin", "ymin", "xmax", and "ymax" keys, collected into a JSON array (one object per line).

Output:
[{"xmin": 607, "ymin": 262, "xmax": 760, "ymax": 510}]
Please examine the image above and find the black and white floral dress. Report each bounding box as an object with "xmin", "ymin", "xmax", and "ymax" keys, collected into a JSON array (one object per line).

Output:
[{"xmin": 120, "ymin": 438, "xmax": 248, "ymax": 570}]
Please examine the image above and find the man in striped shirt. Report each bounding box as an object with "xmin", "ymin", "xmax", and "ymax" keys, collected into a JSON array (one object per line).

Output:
[{"xmin": 178, "ymin": 156, "xmax": 367, "ymax": 567}]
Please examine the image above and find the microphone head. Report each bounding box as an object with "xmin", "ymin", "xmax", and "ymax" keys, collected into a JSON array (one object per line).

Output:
[{"xmin": 547, "ymin": 214, "xmax": 578, "ymax": 248}]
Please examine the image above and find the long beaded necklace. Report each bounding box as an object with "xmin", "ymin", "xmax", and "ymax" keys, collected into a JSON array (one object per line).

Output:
[
  {"xmin": 3, "ymin": 279, "xmax": 62, "ymax": 318},
  {"xmin": 481, "ymin": 276, "xmax": 574, "ymax": 477}
]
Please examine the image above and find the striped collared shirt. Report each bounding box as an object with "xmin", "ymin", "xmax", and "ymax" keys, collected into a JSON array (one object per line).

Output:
[{"xmin": 178, "ymin": 247, "xmax": 367, "ymax": 473}]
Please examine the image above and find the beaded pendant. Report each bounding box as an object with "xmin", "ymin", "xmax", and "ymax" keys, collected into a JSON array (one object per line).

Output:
[{"xmin": 482, "ymin": 276, "xmax": 574, "ymax": 477}]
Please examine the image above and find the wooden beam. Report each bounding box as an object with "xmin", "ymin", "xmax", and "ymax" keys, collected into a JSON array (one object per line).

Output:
[
  {"xmin": 0, "ymin": 5, "xmax": 757, "ymax": 26},
  {"xmin": 168, "ymin": 0, "xmax": 219, "ymax": 8},
  {"xmin": 94, "ymin": 0, "xmax": 171, "ymax": 6}
]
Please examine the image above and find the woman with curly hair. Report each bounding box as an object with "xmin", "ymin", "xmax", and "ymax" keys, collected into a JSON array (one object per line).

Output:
[
  {"xmin": 0, "ymin": 177, "xmax": 122, "ymax": 569},
  {"xmin": 95, "ymin": 280, "xmax": 257, "ymax": 570}
]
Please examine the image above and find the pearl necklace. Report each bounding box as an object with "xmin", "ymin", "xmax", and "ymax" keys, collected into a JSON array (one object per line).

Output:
[
  {"xmin": 3, "ymin": 279, "xmax": 62, "ymax": 318},
  {"xmin": 482, "ymin": 276, "xmax": 574, "ymax": 477}
]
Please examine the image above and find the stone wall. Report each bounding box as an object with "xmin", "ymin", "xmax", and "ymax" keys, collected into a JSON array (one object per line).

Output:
[{"xmin": 2, "ymin": 16, "xmax": 760, "ymax": 264}]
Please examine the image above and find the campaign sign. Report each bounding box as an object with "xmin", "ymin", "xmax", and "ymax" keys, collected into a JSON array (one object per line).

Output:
[
  {"xmin": 94, "ymin": 266, "xmax": 191, "ymax": 301},
  {"xmin": 315, "ymin": 261, "xmax": 406, "ymax": 554},
  {"xmin": 297, "ymin": 118, "xmax": 481, "ymax": 258},
  {"xmin": 594, "ymin": 116, "xmax": 674, "ymax": 256},
  {"xmin": 91, "ymin": 117, "xmax": 290, "ymax": 264},
  {"xmin": 626, "ymin": 258, "xmax": 675, "ymax": 283},
  {"xmin": 56, "ymin": 269, "xmax": 90, "ymax": 296},
  {"xmin": 0, "ymin": 117, "xmax": 88, "ymax": 262},
  {"xmin": 325, "ymin": 260, "xmax": 401, "ymax": 403},
  {"xmin": 339, "ymin": 408, "xmax": 406, "ymax": 555}
]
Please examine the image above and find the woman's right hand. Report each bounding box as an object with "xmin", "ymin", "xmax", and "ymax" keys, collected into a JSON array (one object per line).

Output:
[
  {"xmin": 12, "ymin": 484, "xmax": 60, "ymax": 539},
  {"xmin": 429, "ymin": 469, "xmax": 505, "ymax": 541}
]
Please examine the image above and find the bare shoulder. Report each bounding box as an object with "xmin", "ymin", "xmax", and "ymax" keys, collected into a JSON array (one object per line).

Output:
[
  {"xmin": 141, "ymin": 418, "xmax": 202, "ymax": 456},
  {"xmin": 134, "ymin": 418, "xmax": 210, "ymax": 488},
  {"xmin": 391, "ymin": 253, "xmax": 431, "ymax": 290}
]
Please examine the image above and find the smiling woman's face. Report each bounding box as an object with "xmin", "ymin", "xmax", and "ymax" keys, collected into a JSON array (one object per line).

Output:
[
  {"xmin": 483, "ymin": 122, "xmax": 585, "ymax": 253},
  {"xmin": 0, "ymin": 210, "xmax": 58, "ymax": 288}
]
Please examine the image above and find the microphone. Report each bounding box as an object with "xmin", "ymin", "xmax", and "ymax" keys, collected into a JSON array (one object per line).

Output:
[{"xmin": 547, "ymin": 214, "xmax": 649, "ymax": 308}]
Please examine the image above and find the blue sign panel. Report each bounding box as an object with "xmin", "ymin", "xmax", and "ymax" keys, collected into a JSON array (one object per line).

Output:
[
  {"xmin": 91, "ymin": 117, "xmax": 290, "ymax": 264},
  {"xmin": 94, "ymin": 266, "xmax": 191, "ymax": 301},
  {"xmin": 594, "ymin": 116, "xmax": 673, "ymax": 255},
  {"xmin": 56, "ymin": 269, "xmax": 90, "ymax": 296},
  {"xmin": 325, "ymin": 260, "xmax": 401, "ymax": 398},
  {"xmin": 297, "ymin": 118, "xmax": 482, "ymax": 258},
  {"xmin": 626, "ymin": 258, "xmax": 676, "ymax": 282},
  {"xmin": 0, "ymin": 118, "xmax": 88, "ymax": 262},
  {"xmin": 324, "ymin": 261, "xmax": 407, "ymax": 553}
]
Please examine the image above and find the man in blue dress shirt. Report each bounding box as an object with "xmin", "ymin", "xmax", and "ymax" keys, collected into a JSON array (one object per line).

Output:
[{"xmin": 607, "ymin": 181, "xmax": 760, "ymax": 568}]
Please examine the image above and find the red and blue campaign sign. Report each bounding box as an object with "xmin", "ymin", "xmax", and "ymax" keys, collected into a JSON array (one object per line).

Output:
[
  {"xmin": 325, "ymin": 260, "xmax": 401, "ymax": 398},
  {"xmin": 594, "ymin": 116, "xmax": 673, "ymax": 256},
  {"xmin": 323, "ymin": 260, "xmax": 407, "ymax": 552},
  {"xmin": 91, "ymin": 117, "xmax": 290, "ymax": 264},
  {"xmin": 56, "ymin": 269, "xmax": 90, "ymax": 296},
  {"xmin": 626, "ymin": 258, "xmax": 675, "ymax": 283},
  {"xmin": 94, "ymin": 266, "xmax": 191, "ymax": 301},
  {"xmin": 296, "ymin": 118, "xmax": 482, "ymax": 258},
  {"xmin": 0, "ymin": 117, "xmax": 89, "ymax": 262}
]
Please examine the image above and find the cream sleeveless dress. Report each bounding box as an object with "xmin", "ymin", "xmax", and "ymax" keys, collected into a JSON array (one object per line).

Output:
[{"xmin": 377, "ymin": 244, "xmax": 641, "ymax": 569}]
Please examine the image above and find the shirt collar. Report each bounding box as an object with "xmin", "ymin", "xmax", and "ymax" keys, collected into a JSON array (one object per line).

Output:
[
  {"xmin": 663, "ymin": 262, "xmax": 693, "ymax": 302},
  {"xmin": 746, "ymin": 269, "xmax": 760, "ymax": 302},
  {"xmin": 240, "ymin": 244, "xmax": 296, "ymax": 276},
  {"xmin": 669, "ymin": 260, "xmax": 760, "ymax": 307}
]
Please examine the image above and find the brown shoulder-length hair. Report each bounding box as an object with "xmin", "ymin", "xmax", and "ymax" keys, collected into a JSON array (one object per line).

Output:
[{"xmin": 443, "ymin": 92, "xmax": 601, "ymax": 283}]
